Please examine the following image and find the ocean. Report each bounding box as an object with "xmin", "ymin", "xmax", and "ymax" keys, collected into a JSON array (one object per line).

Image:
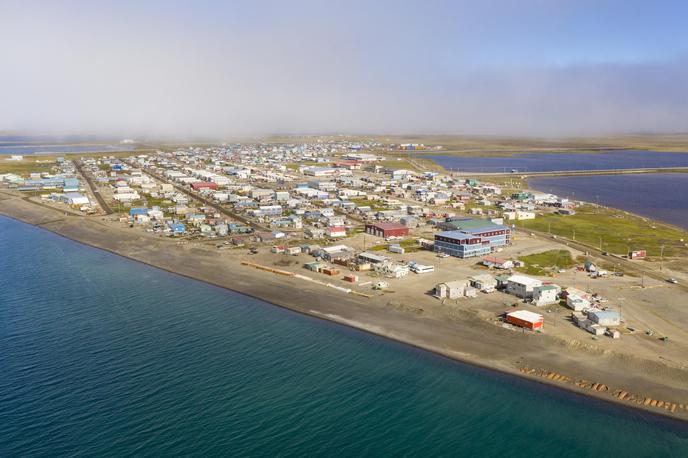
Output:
[
  {"xmin": 427, "ymin": 150, "xmax": 688, "ymax": 173},
  {"xmin": 528, "ymin": 173, "xmax": 688, "ymax": 230},
  {"xmin": 1, "ymin": 215, "xmax": 687, "ymax": 457}
]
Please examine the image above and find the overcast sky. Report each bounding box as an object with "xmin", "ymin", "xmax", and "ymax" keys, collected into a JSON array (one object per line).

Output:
[{"xmin": 1, "ymin": 0, "xmax": 687, "ymax": 138}]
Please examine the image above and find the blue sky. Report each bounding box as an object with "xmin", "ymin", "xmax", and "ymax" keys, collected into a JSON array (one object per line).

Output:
[{"xmin": 1, "ymin": 0, "xmax": 687, "ymax": 137}]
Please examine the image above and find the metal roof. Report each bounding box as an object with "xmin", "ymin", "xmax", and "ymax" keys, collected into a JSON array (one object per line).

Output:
[
  {"xmin": 507, "ymin": 310, "xmax": 543, "ymax": 323},
  {"xmin": 436, "ymin": 230, "xmax": 475, "ymax": 240}
]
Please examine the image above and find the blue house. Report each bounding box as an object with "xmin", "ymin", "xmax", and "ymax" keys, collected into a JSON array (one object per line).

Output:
[
  {"xmin": 170, "ymin": 223, "xmax": 185, "ymax": 235},
  {"xmin": 129, "ymin": 207, "xmax": 149, "ymax": 216}
]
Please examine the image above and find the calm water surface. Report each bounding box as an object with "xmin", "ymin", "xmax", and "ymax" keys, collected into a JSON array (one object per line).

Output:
[
  {"xmin": 428, "ymin": 150, "xmax": 688, "ymax": 173},
  {"xmin": 1, "ymin": 216, "xmax": 687, "ymax": 457},
  {"xmin": 0, "ymin": 144, "xmax": 134, "ymax": 155},
  {"xmin": 529, "ymin": 173, "xmax": 688, "ymax": 229}
]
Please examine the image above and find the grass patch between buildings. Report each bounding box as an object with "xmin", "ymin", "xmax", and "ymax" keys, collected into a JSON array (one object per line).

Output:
[
  {"xmin": 516, "ymin": 249, "xmax": 575, "ymax": 276},
  {"xmin": 516, "ymin": 205, "xmax": 688, "ymax": 258}
]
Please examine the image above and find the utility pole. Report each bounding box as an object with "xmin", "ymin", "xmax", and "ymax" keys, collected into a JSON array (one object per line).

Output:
[
  {"xmin": 596, "ymin": 195, "xmax": 600, "ymax": 213},
  {"xmin": 660, "ymin": 245, "xmax": 665, "ymax": 271}
]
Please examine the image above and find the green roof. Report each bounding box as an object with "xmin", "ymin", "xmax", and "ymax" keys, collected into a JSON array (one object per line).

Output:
[
  {"xmin": 535, "ymin": 285, "xmax": 558, "ymax": 291},
  {"xmin": 443, "ymin": 218, "xmax": 493, "ymax": 231}
]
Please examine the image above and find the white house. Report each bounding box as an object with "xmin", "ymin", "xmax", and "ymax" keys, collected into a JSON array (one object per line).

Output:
[
  {"xmin": 325, "ymin": 226, "xmax": 347, "ymax": 238},
  {"xmin": 532, "ymin": 285, "xmax": 560, "ymax": 306},
  {"xmin": 506, "ymin": 275, "xmax": 543, "ymax": 299},
  {"xmin": 434, "ymin": 280, "xmax": 470, "ymax": 299},
  {"xmin": 469, "ymin": 274, "xmax": 497, "ymax": 293},
  {"xmin": 566, "ymin": 295, "xmax": 591, "ymax": 311}
]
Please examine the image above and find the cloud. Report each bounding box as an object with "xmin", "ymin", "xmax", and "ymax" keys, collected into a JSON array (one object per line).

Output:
[{"xmin": 1, "ymin": 1, "xmax": 687, "ymax": 138}]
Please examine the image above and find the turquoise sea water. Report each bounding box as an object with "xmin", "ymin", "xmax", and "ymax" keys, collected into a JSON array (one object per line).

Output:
[{"xmin": 1, "ymin": 215, "xmax": 687, "ymax": 457}]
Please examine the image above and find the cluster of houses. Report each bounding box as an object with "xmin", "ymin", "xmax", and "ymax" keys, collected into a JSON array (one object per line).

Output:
[
  {"xmin": 433, "ymin": 269, "xmax": 621, "ymax": 337},
  {"xmin": 298, "ymin": 245, "xmax": 414, "ymax": 281},
  {"xmin": 1, "ymin": 160, "xmax": 95, "ymax": 212},
  {"xmin": 86, "ymin": 142, "xmax": 580, "ymax": 247},
  {"xmin": 4, "ymin": 140, "xmax": 631, "ymax": 342}
]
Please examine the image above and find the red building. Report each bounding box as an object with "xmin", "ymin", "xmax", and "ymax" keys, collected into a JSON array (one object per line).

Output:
[
  {"xmin": 365, "ymin": 222, "xmax": 409, "ymax": 238},
  {"xmin": 333, "ymin": 160, "xmax": 362, "ymax": 170},
  {"xmin": 506, "ymin": 310, "xmax": 544, "ymax": 330},
  {"xmin": 191, "ymin": 182, "xmax": 218, "ymax": 191},
  {"xmin": 628, "ymin": 250, "xmax": 646, "ymax": 260}
]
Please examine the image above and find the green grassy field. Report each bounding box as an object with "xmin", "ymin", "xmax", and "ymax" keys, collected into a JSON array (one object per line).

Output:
[
  {"xmin": 348, "ymin": 198, "xmax": 388, "ymax": 211},
  {"xmin": 372, "ymin": 134, "xmax": 688, "ymax": 155},
  {"xmin": 0, "ymin": 159, "xmax": 58, "ymax": 174},
  {"xmin": 1, "ymin": 149, "xmax": 147, "ymax": 174},
  {"xmin": 515, "ymin": 249, "xmax": 575, "ymax": 276},
  {"xmin": 368, "ymin": 238, "xmax": 420, "ymax": 253},
  {"xmin": 516, "ymin": 206, "xmax": 688, "ymax": 258}
]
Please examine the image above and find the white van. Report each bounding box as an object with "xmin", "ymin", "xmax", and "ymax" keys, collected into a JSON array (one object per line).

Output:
[{"xmin": 411, "ymin": 264, "xmax": 435, "ymax": 274}]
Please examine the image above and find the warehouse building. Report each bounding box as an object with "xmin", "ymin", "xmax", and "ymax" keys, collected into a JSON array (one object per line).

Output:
[
  {"xmin": 365, "ymin": 222, "xmax": 409, "ymax": 238},
  {"xmin": 588, "ymin": 310, "xmax": 621, "ymax": 326},
  {"xmin": 191, "ymin": 181, "xmax": 218, "ymax": 191},
  {"xmin": 506, "ymin": 310, "xmax": 544, "ymax": 330},
  {"xmin": 61, "ymin": 192, "xmax": 90, "ymax": 206}
]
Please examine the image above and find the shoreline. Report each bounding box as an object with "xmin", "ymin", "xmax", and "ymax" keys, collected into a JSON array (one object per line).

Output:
[
  {"xmin": 1, "ymin": 196, "xmax": 687, "ymax": 424},
  {"xmin": 525, "ymin": 175, "xmax": 688, "ymax": 233}
]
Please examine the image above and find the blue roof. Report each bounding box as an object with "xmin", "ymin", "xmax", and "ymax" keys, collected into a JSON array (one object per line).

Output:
[
  {"xmin": 129, "ymin": 207, "xmax": 148, "ymax": 216},
  {"xmin": 436, "ymin": 230, "xmax": 476, "ymax": 241}
]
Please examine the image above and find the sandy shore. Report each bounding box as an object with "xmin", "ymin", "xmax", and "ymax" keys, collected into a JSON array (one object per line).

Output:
[{"xmin": 1, "ymin": 192, "xmax": 687, "ymax": 423}]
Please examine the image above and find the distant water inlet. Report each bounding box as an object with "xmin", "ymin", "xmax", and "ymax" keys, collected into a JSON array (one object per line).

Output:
[
  {"xmin": 427, "ymin": 150, "xmax": 688, "ymax": 173},
  {"xmin": 1, "ymin": 216, "xmax": 687, "ymax": 456},
  {"xmin": 528, "ymin": 173, "xmax": 688, "ymax": 229},
  {"xmin": 0, "ymin": 143, "xmax": 135, "ymax": 155}
]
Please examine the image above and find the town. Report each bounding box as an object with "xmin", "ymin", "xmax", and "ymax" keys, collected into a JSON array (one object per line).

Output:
[{"xmin": 3, "ymin": 139, "xmax": 684, "ymax": 358}]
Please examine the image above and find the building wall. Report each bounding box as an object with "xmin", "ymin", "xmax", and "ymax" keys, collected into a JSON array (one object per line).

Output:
[
  {"xmin": 506, "ymin": 315, "xmax": 542, "ymax": 330},
  {"xmin": 434, "ymin": 240, "xmax": 491, "ymax": 258},
  {"xmin": 506, "ymin": 282, "xmax": 536, "ymax": 298},
  {"xmin": 365, "ymin": 224, "xmax": 409, "ymax": 238},
  {"xmin": 534, "ymin": 289, "xmax": 558, "ymax": 305}
]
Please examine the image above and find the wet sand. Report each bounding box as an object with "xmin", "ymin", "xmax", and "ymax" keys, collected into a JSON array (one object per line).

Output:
[{"xmin": 1, "ymin": 193, "xmax": 687, "ymax": 422}]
